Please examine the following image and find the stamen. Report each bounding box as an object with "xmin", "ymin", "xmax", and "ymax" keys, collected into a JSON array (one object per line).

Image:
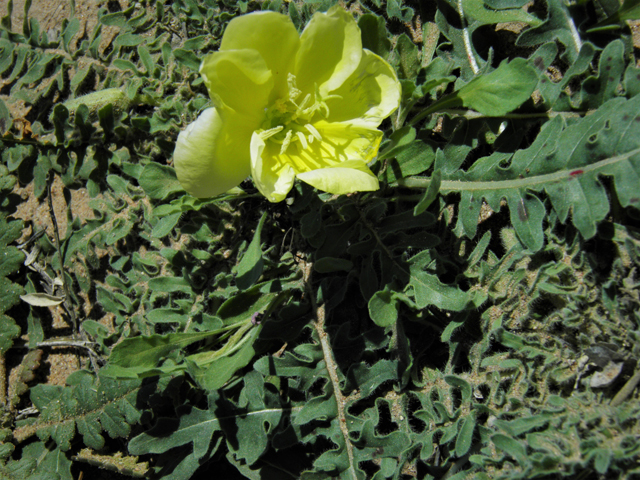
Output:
[
  {"xmin": 296, "ymin": 132, "xmax": 308, "ymax": 150},
  {"xmin": 308, "ymin": 134, "xmax": 314, "ymax": 144},
  {"xmin": 304, "ymin": 124, "xmax": 322, "ymax": 141},
  {"xmin": 260, "ymin": 126, "xmax": 284, "ymax": 141},
  {"xmin": 280, "ymin": 130, "xmax": 293, "ymax": 155},
  {"xmin": 298, "ymin": 94, "xmax": 311, "ymax": 112},
  {"xmin": 287, "ymin": 73, "xmax": 301, "ymax": 100}
]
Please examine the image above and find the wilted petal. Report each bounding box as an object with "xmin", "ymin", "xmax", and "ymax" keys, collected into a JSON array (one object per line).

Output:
[
  {"xmin": 294, "ymin": 6, "xmax": 362, "ymax": 97},
  {"xmin": 200, "ymin": 49, "xmax": 273, "ymax": 119},
  {"xmin": 250, "ymin": 132, "xmax": 296, "ymax": 203},
  {"xmin": 297, "ymin": 160, "xmax": 379, "ymax": 194},
  {"xmin": 220, "ymin": 11, "xmax": 300, "ymax": 100},
  {"xmin": 174, "ymin": 108, "xmax": 253, "ymax": 198},
  {"xmin": 325, "ymin": 50, "xmax": 401, "ymax": 127}
]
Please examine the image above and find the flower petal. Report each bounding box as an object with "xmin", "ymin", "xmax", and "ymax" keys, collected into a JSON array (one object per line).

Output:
[
  {"xmin": 309, "ymin": 120, "xmax": 384, "ymax": 164},
  {"xmin": 325, "ymin": 50, "xmax": 401, "ymax": 127},
  {"xmin": 250, "ymin": 132, "xmax": 296, "ymax": 203},
  {"xmin": 294, "ymin": 6, "xmax": 362, "ymax": 97},
  {"xmin": 249, "ymin": 121, "xmax": 382, "ymax": 201},
  {"xmin": 220, "ymin": 11, "xmax": 299, "ymax": 100},
  {"xmin": 261, "ymin": 120, "xmax": 382, "ymax": 172},
  {"xmin": 200, "ymin": 49, "xmax": 273, "ymax": 119},
  {"xmin": 174, "ymin": 108, "xmax": 253, "ymax": 198},
  {"xmin": 297, "ymin": 160, "xmax": 379, "ymax": 195}
]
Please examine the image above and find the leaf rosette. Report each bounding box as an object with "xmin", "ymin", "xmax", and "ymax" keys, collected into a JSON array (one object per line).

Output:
[{"xmin": 173, "ymin": 6, "xmax": 401, "ymax": 202}]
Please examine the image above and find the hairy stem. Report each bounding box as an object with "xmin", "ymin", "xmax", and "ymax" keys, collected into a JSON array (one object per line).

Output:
[
  {"xmin": 302, "ymin": 260, "xmax": 358, "ymax": 480},
  {"xmin": 408, "ymin": 106, "xmax": 584, "ymax": 128},
  {"xmin": 0, "ymin": 354, "xmax": 6, "ymax": 407},
  {"xmin": 610, "ymin": 365, "xmax": 640, "ymax": 407},
  {"xmin": 395, "ymin": 147, "xmax": 640, "ymax": 191}
]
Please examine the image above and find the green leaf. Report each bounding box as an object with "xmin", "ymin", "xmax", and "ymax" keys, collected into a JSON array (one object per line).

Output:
[
  {"xmin": 6, "ymin": 442, "xmax": 72, "ymax": 479},
  {"xmin": 368, "ymin": 286, "xmax": 399, "ymax": 327},
  {"xmin": 494, "ymin": 413, "xmax": 553, "ymax": 436},
  {"xmin": 313, "ymin": 257, "xmax": 353, "ymax": 273},
  {"xmin": 0, "ymin": 275, "xmax": 24, "ymax": 315},
  {"xmin": 347, "ymin": 360, "xmax": 398, "ymax": 398},
  {"xmin": 455, "ymin": 58, "xmax": 538, "ymax": 116},
  {"xmin": 391, "ymin": 34, "xmax": 420, "ymax": 80},
  {"xmin": 378, "ymin": 126, "xmax": 416, "ymax": 161},
  {"xmin": 173, "ymin": 48, "xmax": 201, "ymax": 71},
  {"xmin": 574, "ymin": 40, "xmax": 625, "ymax": 109},
  {"xmin": 129, "ymin": 406, "xmax": 221, "ymax": 478},
  {"xmin": 587, "ymin": 0, "xmax": 640, "ymax": 31},
  {"xmin": 414, "ymin": 169, "xmax": 441, "ymax": 215},
  {"xmin": 138, "ymin": 162, "xmax": 184, "ymax": 200},
  {"xmin": 592, "ymin": 448, "xmax": 612, "ymax": 474},
  {"xmin": 151, "ymin": 212, "xmax": 181, "ymax": 238},
  {"xmin": 0, "ymin": 98, "xmax": 11, "ymax": 135},
  {"xmin": 492, "ymin": 434, "xmax": 528, "ymax": 465},
  {"xmin": 405, "ymin": 95, "xmax": 640, "ymax": 248},
  {"xmin": 129, "ymin": 383, "xmax": 281, "ymax": 475},
  {"xmin": 409, "ymin": 270, "xmax": 472, "ymax": 311},
  {"xmin": 386, "ymin": 0, "xmax": 414, "ymax": 22},
  {"xmin": 145, "ymin": 308, "xmax": 189, "ymax": 326},
  {"xmin": 0, "ymin": 314, "xmax": 21, "ymax": 356},
  {"xmin": 381, "ymin": 139, "xmax": 436, "ymax": 183},
  {"xmin": 103, "ymin": 331, "xmax": 218, "ymax": 378},
  {"xmin": 105, "ymin": 217, "xmax": 132, "ymax": 245},
  {"xmin": 18, "ymin": 373, "xmax": 142, "ymax": 452},
  {"xmin": 462, "ymin": 0, "xmax": 542, "ymax": 26},
  {"xmin": 456, "ymin": 415, "xmax": 476, "ymax": 457},
  {"xmin": 61, "ymin": 17, "xmax": 79, "ymax": 51},
  {"xmin": 0, "ymin": 246, "xmax": 23, "ymax": 277},
  {"xmin": 189, "ymin": 326, "xmax": 262, "ymax": 391},
  {"xmin": 236, "ymin": 212, "xmax": 267, "ymax": 290},
  {"xmin": 441, "ymin": 319, "xmax": 466, "ymax": 343},
  {"xmin": 358, "ymin": 14, "xmax": 391, "ymax": 58},
  {"xmin": 60, "ymin": 88, "xmax": 130, "ymax": 118},
  {"xmin": 516, "ymin": 0, "xmax": 583, "ymax": 63}
]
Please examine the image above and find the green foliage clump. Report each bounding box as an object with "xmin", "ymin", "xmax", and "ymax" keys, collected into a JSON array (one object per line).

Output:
[{"xmin": 0, "ymin": 0, "xmax": 640, "ymax": 479}]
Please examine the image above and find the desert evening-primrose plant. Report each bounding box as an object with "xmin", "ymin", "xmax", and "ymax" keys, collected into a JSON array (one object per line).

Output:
[
  {"xmin": 3, "ymin": 0, "xmax": 640, "ymax": 478},
  {"xmin": 173, "ymin": 6, "xmax": 401, "ymax": 202}
]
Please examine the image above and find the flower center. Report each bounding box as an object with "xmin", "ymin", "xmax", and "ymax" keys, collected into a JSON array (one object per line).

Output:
[{"xmin": 259, "ymin": 74, "xmax": 340, "ymax": 155}]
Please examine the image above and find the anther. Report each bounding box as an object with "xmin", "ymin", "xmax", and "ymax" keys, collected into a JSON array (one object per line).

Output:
[
  {"xmin": 260, "ymin": 126, "xmax": 284, "ymax": 141},
  {"xmin": 298, "ymin": 94, "xmax": 311, "ymax": 111},
  {"xmin": 296, "ymin": 131, "xmax": 308, "ymax": 150},
  {"xmin": 287, "ymin": 73, "xmax": 301, "ymax": 100},
  {"xmin": 304, "ymin": 124, "xmax": 322, "ymax": 141},
  {"xmin": 280, "ymin": 130, "xmax": 293, "ymax": 154}
]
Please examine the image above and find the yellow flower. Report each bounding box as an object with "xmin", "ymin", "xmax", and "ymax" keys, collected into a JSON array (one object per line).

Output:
[{"xmin": 173, "ymin": 6, "xmax": 401, "ymax": 202}]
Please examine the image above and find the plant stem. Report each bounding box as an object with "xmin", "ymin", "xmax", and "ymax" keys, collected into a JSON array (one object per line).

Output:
[
  {"xmin": 0, "ymin": 354, "xmax": 6, "ymax": 407},
  {"xmin": 395, "ymin": 147, "xmax": 640, "ymax": 191},
  {"xmin": 409, "ymin": 107, "xmax": 581, "ymax": 128},
  {"xmin": 610, "ymin": 366, "xmax": 640, "ymax": 407},
  {"xmin": 302, "ymin": 260, "xmax": 358, "ymax": 480}
]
